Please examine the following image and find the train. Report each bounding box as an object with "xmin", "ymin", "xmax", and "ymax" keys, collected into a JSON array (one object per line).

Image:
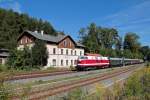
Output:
[{"xmin": 76, "ymin": 53, "xmax": 143, "ymax": 70}]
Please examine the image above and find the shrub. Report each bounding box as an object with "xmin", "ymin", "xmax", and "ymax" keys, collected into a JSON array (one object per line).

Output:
[
  {"xmin": 70, "ymin": 65, "xmax": 76, "ymax": 71},
  {"xmin": 0, "ymin": 64, "xmax": 8, "ymax": 72},
  {"xmin": 46, "ymin": 66, "xmax": 56, "ymax": 70},
  {"xmin": 64, "ymin": 88, "xmax": 85, "ymax": 100},
  {"xmin": 123, "ymin": 67, "xmax": 150, "ymax": 99},
  {"xmin": 0, "ymin": 73, "xmax": 14, "ymax": 100}
]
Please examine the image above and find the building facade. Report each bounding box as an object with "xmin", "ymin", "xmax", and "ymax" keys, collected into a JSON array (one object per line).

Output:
[
  {"xmin": 17, "ymin": 30, "xmax": 85, "ymax": 68},
  {"xmin": 0, "ymin": 49, "xmax": 9, "ymax": 65}
]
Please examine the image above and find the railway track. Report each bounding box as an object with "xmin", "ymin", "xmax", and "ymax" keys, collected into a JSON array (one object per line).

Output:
[
  {"xmin": 11, "ymin": 65, "xmax": 141, "ymax": 100},
  {"xmin": 5, "ymin": 70, "xmax": 75, "ymax": 81}
]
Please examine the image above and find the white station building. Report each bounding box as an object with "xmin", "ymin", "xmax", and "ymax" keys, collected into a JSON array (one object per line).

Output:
[{"xmin": 17, "ymin": 30, "xmax": 85, "ymax": 68}]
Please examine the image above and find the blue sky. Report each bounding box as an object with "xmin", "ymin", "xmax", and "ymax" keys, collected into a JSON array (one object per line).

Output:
[{"xmin": 0, "ymin": 0, "xmax": 150, "ymax": 46}]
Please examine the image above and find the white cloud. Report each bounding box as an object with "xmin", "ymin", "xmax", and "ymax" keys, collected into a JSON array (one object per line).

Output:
[
  {"xmin": 12, "ymin": 2, "xmax": 21, "ymax": 13},
  {"xmin": 99, "ymin": 0, "xmax": 150, "ymax": 28},
  {"xmin": 96, "ymin": 0, "xmax": 150, "ymax": 46}
]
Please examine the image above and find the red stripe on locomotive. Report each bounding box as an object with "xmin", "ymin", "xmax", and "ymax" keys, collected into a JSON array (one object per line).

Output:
[{"xmin": 77, "ymin": 53, "xmax": 110, "ymax": 68}]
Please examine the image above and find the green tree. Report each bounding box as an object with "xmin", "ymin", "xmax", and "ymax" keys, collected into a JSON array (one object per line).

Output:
[
  {"xmin": 140, "ymin": 46, "xmax": 150, "ymax": 61},
  {"xmin": 78, "ymin": 23, "xmax": 119, "ymax": 53},
  {"xmin": 124, "ymin": 33, "xmax": 141, "ymax": 53},
  {"xmin": 115, "ymin": 36, "xmax": 122, "ymax": 50},
  {"xmin": 7, "ymin": 41, "xmax": 48, "ymax": 70},
  {"xmin": 0, "ymin": 8, "xmax": 57, "ymax": 50},
  {"xmin": 7, "ymin": 47, "xmax": 32, "ymax": 70},
  {"xmin": 31, "ymin": 39, "xmax": 48, "ymax": 67}
]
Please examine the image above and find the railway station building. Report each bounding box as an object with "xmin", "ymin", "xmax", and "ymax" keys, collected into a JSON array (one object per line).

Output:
[{"xmin": 17, "ymin": 30, "xmax": 85, "ymax": 68}]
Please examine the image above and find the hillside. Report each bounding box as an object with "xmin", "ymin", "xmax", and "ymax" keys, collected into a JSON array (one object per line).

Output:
[{"xmin": 0, "ymin": 8, "xmax": 57, "ymax": 50}]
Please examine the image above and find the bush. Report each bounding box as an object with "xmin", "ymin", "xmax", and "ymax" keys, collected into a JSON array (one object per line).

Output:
[
  {"xmin": 123, "ymin": 67, "xmax": 150, "ymax": 99},
  {"xmin": 64, "ymin": 88, "xmax": 85, "ymax": 100},
  {"xmin": 145, "ymin": 61, "xmax": 150, "ymax": 67},
  {"xmin": 62, "ymin": 67, "xmax": 150, "ymax": 100},
  {"xmin": 0, "ymin": 73, "xmax": 14, "ymax": 100},
  {"xmin": 46, "ymin": 66, "xmax": 56, "ymax": 70},
  {"xmin": 0, "ymin": 64, "xmax": 8, "ymax": 72},
  {"xmin": 70, "ymin": 65, "xmax": 76, "ymax": 71}
]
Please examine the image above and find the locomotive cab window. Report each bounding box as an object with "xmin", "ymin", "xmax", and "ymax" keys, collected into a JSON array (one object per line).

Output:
[{"xmin": 79, "ymin": 56, "xmax": 88, "ymax": 59}]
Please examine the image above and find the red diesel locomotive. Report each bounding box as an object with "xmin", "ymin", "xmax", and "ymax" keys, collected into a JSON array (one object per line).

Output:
[{"xmin": 76, "ymin": 53, "xmax": 110, "ymax": 70}]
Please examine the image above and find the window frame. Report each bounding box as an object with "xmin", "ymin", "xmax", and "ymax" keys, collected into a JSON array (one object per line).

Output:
[
  {"xmin": 53, "ymin": 48, "xmax": 56, "ymax": 54},
  {"xmin": 52, "ymin": 59, "xmax": 56, "ymax": 66},
  {"xmin": 61, "ymin": 49, "xmax": 63, "ymax": 55}
]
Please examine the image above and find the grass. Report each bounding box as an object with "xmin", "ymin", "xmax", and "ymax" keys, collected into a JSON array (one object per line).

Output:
[
  {"xmin": 62, "ymin": 66, "xmax": 150, "ymax": 100},
  {"xmin": 0, "ymin": 65, "xmax": 70, "ymax": 78}
]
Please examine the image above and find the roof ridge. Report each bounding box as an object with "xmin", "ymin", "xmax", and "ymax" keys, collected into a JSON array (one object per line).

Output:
[{"xmin": 18, "ymin": 30, "xmax": 85, "ymax": 48}]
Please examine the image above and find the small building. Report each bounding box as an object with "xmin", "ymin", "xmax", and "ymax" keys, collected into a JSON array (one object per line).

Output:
[
  {"xmin": 17, "ymin": 30, "xmax": 85, "ymax": 68},
  {"xmin": 0, "ymin": 49, "xmax": 9, "ymax": 65}
]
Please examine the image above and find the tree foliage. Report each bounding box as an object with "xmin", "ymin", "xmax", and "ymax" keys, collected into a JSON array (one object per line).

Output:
[
  {"xmin": 7, "ymin": 47, "xmax": 32, "ymax": 70},
  {"xmin": 140, "ymin": 46, "xmax": 150, "ymax": 61},
  {"xmin": 79, "ymin": 23, "xmax": 119, "ymax": 53},
  {"xmin": 124, "ymin": 32, "xmax": 141, "ymax": 53},
  {"xmin": 31, "ymin": 39, "xmax": 48, "ymax": 66},
  {"xmin": 7, "ymin": 40, "xmax": 48, "ymax": 70},
  {"xmin": 0, "ymin": 8, "xmax": 56, "ymax": 50},
  {"xmin": 79, "ymin": 23, "xmax": 149, "ymax": 59}
]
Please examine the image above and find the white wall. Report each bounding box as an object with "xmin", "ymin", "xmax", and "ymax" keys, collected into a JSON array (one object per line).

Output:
[
  {"xmin": 46, "ymin": 44, "xmax": 84, "ymax": 68},
  {"xmin": 0, "ymin": 58, "xmax": 7, "ymax": 65}
]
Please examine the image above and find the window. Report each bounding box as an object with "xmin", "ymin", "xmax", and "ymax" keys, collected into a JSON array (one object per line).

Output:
[
  {"xmin": 52, "ymin": 59, "xmax": 56, "ymax": 66},
  {"xmin": 71, "ymin": 50, "xmax": 73, "ymax": 55},
  {"xmin": 74, "ymin": 60, "xmax": 77, "ymax": 65},
  {"xmin": 75, "ymin": 50, "xmax": 76, "ymax": 55},
  {"xmin": 66, "ymin": 60, "xmax": 68, "ymax": 66},
  {"xmin": 80, "ymin": 51, "xmax": 82, "ymax": 56},
  {"xmin": 64, "ymin": 40, "xmax": 67, "ymax": 47},
  {"xmin": 26, "ymin": 38, "xmax": 28, "ymax": 43},
  {"xmin": 27, "ymin": 38, "xmax": 30, "ymax": 43},
  {"xmin": 53, "ymin": 48, "xmax": 56, "ymax": 54},
  {"xmin": 79, "ymin": 56, "xmax": 88, "ymax": 59},
  {"xmin": 20, "ymin": 40, "xmax": 22, "ymax": 44},
  {"xmin": 70, "ymin": 41, "xmax": 72, "ymax": 47},
  {"xmin": 71, "ymin": 60, "xmax": 73, "ymax": 65},
  {"xmin": 61, "ymin": 49, "xmax": 63, "ymax": 54},
  {"xmin": 61, "ymin": 60, "xmax": 63, "ymax": 66},
  {"xmin": 66, "ymin": 49, "xmax": 68, "ymax": 55},
  {"xmin": 25, "ymin": 38, "xmax": 27, "ymax": 43}
]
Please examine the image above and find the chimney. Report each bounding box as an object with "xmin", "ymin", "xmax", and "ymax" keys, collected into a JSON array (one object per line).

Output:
[
  {"xmin": 34, "ymin": 30, "xmax": 38, "ymax": 33},
  {"xmin": 41, "ymin": 30, "xmax": 44, "ymax": 35}
]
